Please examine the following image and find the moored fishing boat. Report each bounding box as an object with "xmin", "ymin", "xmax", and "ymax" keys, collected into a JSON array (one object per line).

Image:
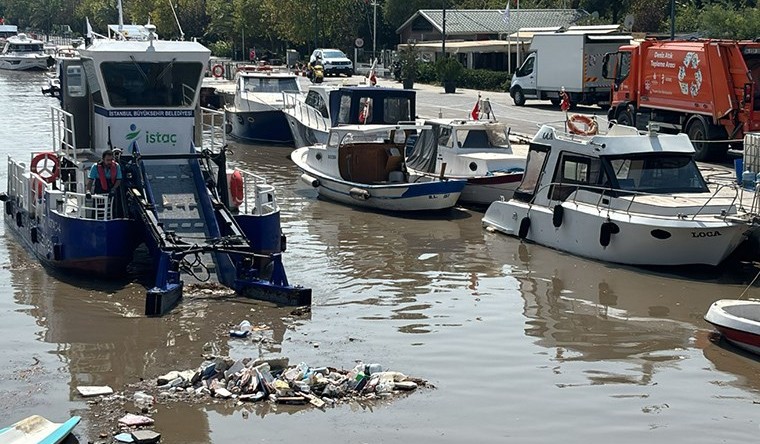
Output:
[{"xmin": 291, "ymin": 124, "xmax": 465, "ymax": 212}]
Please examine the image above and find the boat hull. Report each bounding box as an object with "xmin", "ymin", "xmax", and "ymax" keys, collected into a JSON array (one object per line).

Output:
[
  {"xmin": 283, "ymin": 112, "xmax": 327, "ymax": 149},
  {"xmin": 0, "ymin": 56, "xmax": 49, "ymax": 71},
  {"xmin": 705, "ymin": 300, "xmax": 760, "ymax": 355},
  {"xmin": 4, "ymin": 199, "xmax": 139, "ymax": 276},
  {"xmin": 483, "ymin": 200, "xmax": 748, "ymax": 266},
  {"xmin": 226, "ymin": 109, "xmax": 293, "ymax": 144},
  {"xmin": 459, "ymin": 174, "xmax": 523, "ymax": 206}
]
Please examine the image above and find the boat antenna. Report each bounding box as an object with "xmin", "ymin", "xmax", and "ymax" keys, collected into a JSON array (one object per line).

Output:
[
  {"xmin": 117, "ymin": 0, "xmax": 124, "ymax": 32},
  {"xmin": 168, "ymin": 0, "xmax": 184, "ymax": 40}
]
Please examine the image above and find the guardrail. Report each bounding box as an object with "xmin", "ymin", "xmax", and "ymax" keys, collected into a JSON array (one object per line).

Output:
[
  {"xmin": 201, "ymin": 106, "xmax": 227, "ymax": 152},
  {"xmin": 51, "ymin": 107, "xmax": 77, "ymax": 159},
  {"xmin": 281, "ymin": 91, "xmax": 329, "ymax": 133},
  {"xmin": 59, "ymin": 192, "xmax": 114, "ymax": 221},
  {"xmin": 238, "ymin": 168, "xmax": 278, "ymax": 216}
]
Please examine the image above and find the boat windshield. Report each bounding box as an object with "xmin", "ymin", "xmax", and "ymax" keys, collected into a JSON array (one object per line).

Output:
[
  {"xmin": 243, "ymin": 76, "xmax": 298, "ymax": 93},
  {"xmin": 10, "ymin": 43, "xmax": 43, "ymax": 52},
  {"xmin": 454, "ymin": 125, "xmax": 509, "ymax": 149},
  {"xmin": 604, "ymin": 154, "xmax": 708, "ymax": 194},
  {"xmin": 101, "ymin": 61, "xmax": 203, "ymax": 107}
]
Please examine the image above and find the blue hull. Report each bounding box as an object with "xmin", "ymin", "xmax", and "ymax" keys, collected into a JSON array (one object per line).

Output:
[
  {"xmin": 4, "ymin": 199, "xmax": 139, "ymax": 276},
  {"xmin": 235, "ymin": 213, "xmax": 282, "ymax": 253},
  {"xmin": 227, "ymin": 109, "xmax": 293, "ymax": 144}
]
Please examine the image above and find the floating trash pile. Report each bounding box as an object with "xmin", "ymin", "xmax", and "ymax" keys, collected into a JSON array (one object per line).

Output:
[
  {"xmin": 146, "ymin": 355, "xmax": 427, "ymax": 408},
  {"xmin": 78, "ymin": 356, "xmax": 429, "ymax": 442}
]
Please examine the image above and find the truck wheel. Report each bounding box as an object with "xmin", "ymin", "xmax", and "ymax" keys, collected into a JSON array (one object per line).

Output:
[
  {"xmin": 686, "ymin": 117, "xmax": 713, "ymax": 162},
  {"xmin": 512, "ymin": 87, "xmax": 526, "ymax": 106}
]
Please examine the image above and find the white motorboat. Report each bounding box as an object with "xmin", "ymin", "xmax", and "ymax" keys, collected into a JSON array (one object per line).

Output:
[
  {"xmin": 225, "ymin": 67, "xmax": 302, "ymax": 144},
  {"xmin": 482, "ymin": 123, "xmax": 753, "ymax": 266},
  {"xmin": 705, "ymin": 299, "xmax": 760, "ymax": 355},
  {"xmin": 0, "ymin": 33, "xmax": 51, "ymax": 71},
  {"xmin": 282, "ymin": 85, "xmax": 416, "ymax": 148},
  {"xmin": 406, "ymin": 119, "xmax": 526, "ymax": 206},
  {"xmin": 291, "ymin": 124, "xmax": 466, "ymax": 212}
]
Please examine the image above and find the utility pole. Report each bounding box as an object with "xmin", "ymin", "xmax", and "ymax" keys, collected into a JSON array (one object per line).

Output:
[
  {"xmin": 372, "ymin": 0, "xmax": 377, "ymax": 57},
  {"xmin": 441, "ymin": 1, "xmax": 446, "ymax": 59},
  {"xmin": 313, "ymin": 0, "xmax": 318, "ymax": 50},
  {"xmin": 670, "ymin": 0, "xmax": 676, "ymax": 40}
]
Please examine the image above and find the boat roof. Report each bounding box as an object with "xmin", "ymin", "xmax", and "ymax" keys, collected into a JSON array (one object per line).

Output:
[
  {"xmin": 8, "ymin": 34, "xmax": 43, "ymax": 44},
  {"xmin": 107, "ymin": 24, "xmax": 154, "ymax": 40},
  {"xmin": 238, "ymin": 70, "xmax": 298, "ymax": 78},
  {"xmin": 330, "ymin": 123, "xmax": 429, "ymax": 133},
  {"xmin": 80, "ymin": 39, "xmax": 210, "ymax": 63},
  {"xmin": 0, "ymin": 25, "xmax": 17, "ymax": 33},
  {"xmin": 424, "ymin": 118, "xmax": 503, "ymax": 129},
  {"xmin": 533, "ymin": 124, "xmax": 696, "ymax": 156}
]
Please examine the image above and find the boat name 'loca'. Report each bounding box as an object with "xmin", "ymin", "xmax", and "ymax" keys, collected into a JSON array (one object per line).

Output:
[{"xmin": 691, "ymin": 231, "xmax": 721, "ymax": 237}]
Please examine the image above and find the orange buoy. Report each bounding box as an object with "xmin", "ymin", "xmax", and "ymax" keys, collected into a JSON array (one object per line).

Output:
[
  {"xmin": 567, "ymin": 114, "xmax": 598, "ymax": 136},
  {"xmin": 211, "ymin": 64, "xmax": 225, "ymax": 78},
  {"xmin": 230, "ymin": 170, "xmax": 245, "ymax": 207},
  {"xmin": 31, "ymin": 152, "xmax": 60, "ymax": 183}
]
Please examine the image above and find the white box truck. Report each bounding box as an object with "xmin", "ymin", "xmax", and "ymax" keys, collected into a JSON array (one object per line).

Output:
[{"xmin": 509, "ymin": 32, "xmax": 631, "ymax": 108}]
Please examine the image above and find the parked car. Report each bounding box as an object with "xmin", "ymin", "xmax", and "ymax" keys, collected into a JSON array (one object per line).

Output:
[{"xmin": 310, "ymin": 49, "xmax": 353, "ymax": 77}]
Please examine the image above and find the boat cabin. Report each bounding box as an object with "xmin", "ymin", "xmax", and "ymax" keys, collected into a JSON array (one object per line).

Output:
[
  {"xmin": 237, "ymin": 71, "xmax": 299, "ymax": 94},
  {"xmin": 0, "ymin": 24, "xmax": 18, "ymax": 43},
  {"xmin": 2, "ymin": 34, "xmax": 44, "ymax": 54},
  {"xmin": 298, "ymin": 85, "xmax": 416, "ymax": 126},
  {"xmin": 514, "ymin": 124, "xmax": 709, "ymax": 204}
]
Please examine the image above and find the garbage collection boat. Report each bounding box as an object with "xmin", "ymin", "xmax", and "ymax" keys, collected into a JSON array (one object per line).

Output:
[
  {"xmin": 282, "ymin": 85, "xmax": 416, "ymax": 148},
  {"xmin": 225, "ymin": 67, "xmax": 302, "ymax": 144},
  {"xmin": 704, "ymin": 299, "xmax": 760, "ymax": 355},
  {"xmin": 1, "ymin": 22, "xmax": 310, "ymax": 315},
  {"xmin": 482, "ymin": 123, "xmax": 754, "ymax": 266},
  {"xmin": 291, "ymin": 124, "xmax": 466, "ymax": 212},
  {"xmin": 0, "ymin": 415, "xmax": 81, "ymax": 443},
  {"xmin": 406, "ymin": 119, "xmax": 526, "ymax": 206}
]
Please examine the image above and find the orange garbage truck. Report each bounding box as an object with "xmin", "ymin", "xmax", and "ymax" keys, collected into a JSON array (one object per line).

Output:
[{"xmin": 604, "ymin": 39, "xmax": 760, "ymax": 160}]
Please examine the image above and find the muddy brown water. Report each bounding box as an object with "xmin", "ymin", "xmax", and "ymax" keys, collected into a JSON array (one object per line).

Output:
[{"xmin": 2, "ymin": 71, "xmax": 760, "ymax": 443}]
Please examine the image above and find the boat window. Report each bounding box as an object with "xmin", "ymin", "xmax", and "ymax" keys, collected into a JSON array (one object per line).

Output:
[
  {"xmin": 384, "ymin": 97, "xmax": 411, "ymax": 123},
  {"xmin": 11, "ymin": 43, "xmax": 43, "ymax": 52},
  {"xmin": 514, "ymin": 143, "xmax": 550, "ymax": 202},
  {"xmin": 550, "ymin": 153, "xmax": 601, "ymax": 201},
  {"xmin": 456, "ymin": 129, "xmax": 490, "ymax": 148},
  {"xmin": 101, "ymin": 61, "xmax": 203, "ymax": 107},
  {"xmin": 243, "ymin": 76, "xmax": 298, "ymax": 93},
  {"xmin": 358, "ymin": 97, "xmax": 373, "ymax": 122},
  {"xmin": 337, "ymin": 95, "xmax": 351, "ymax": 123},
  {"xmin": 81, "ymin": 58, "xmax": 104, "ymax": 106},
  {"xmin": 605, "ymin": 154, "xmax": 708, "ymax": 193},
  {"xmin": 438, "ymin": 127, "xmax": 453, "ymax": 147}
]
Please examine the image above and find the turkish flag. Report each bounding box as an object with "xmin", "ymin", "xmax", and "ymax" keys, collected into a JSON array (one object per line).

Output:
[{"xmin": 471, "ymin": 99, "xmax": 480, "ymax": 120}]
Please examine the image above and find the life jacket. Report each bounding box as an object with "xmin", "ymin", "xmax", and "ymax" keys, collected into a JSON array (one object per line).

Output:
[{"xmin": 95, "ymin": 161, "xmax": 118, "ymax": 193}]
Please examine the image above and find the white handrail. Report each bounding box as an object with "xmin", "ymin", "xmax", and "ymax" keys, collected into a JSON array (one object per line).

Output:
[
  {"xmin": 51, "ymin": 107, "xmax": 77, "ymax": 160},
  {"xmin": 201, "ymin": 106, "xmax": 226, "ymax": 152}
]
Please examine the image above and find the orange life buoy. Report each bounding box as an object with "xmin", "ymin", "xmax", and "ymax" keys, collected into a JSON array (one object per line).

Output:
[
  {"xmin": 212, "ymin": 64, "xmax": 225, "ymax": 78},
  {"xmin": 567, "ymin": 114, "xmax": 598, "ymax": 136},
  {"xmin": 230, "ymin": 170, "xmax": 244, "ymax": 207},
  {"xmin": 31, "ymin": 152, "xmax": 60, "ymax": 183}
]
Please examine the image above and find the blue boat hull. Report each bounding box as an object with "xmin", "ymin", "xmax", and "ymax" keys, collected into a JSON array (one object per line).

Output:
[
  {"xmin": 4, "ymin": 198, "xmax": 139, "ymax": 276},
  {"xmin": 227, "ymin": 109, "xmax": 293, "ymax": 144}
]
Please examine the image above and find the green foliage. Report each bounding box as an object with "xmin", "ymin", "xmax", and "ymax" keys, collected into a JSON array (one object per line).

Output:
[
  {"xmin": 458, "ymin": 69, "xmax": 511, "ymax": 92},
  {"xmin": 208, "ymin": 40, "xmax": 233, "ymax": 58},
  {"xmin": 436, "ymin": 56, "xmax": 464, "ymax": 82},
  {"xmin": 416, "ymin": 60, "xmax": 437, "ymax": 83},
  {"xmin": 398, "ymin": 41, "xmax": 420, "ymax": 81}
]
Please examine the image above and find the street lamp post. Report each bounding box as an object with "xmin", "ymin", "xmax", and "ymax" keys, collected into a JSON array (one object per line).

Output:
[
  {"xmin": 441, "ymin": 2, "xmax": 446, "ymax": 59},
  {"xmin": 670, "ymin": 0, "xmax": 676, "ymax": 40},
  {"xmin": 372, "ymin": 0, "xmax": 377, "ymax": 56}
]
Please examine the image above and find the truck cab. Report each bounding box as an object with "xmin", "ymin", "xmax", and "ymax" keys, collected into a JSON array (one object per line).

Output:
[{"xmin": 510, "ymin": 54, "xmax": 537, "ymax": 106}]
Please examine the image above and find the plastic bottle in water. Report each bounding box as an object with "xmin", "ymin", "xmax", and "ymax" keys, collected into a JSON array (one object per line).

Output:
[{"xmin": 743, "ymin": 169, "xmax": 755, "ymax": 189}]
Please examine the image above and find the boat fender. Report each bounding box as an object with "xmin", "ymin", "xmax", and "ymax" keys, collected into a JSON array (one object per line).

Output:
[
  {"xmin": 518, "ymin": 216, "xmax": 530, "ymax": 239},
  {"xmin": 349, "ymin": 187, "xmax": 371, "ymax": 201},
  {"xmin": 211, "ymin": 64, "xmax": 225, "ymax": 78},
  {"xmin": 300, "ymin": 173, "xmax": 320, "ymax": 188},
  {"xmin": 53, "ymin": 244, "xmax": 62, "ymax": 261},
  {"xmin": 237, "ymin": 115, "xmax": 244, "ymax": 125},
  {"xmin": 31, "ymin": 152, "xmax": 60, "ymax": 183},
  {"xmin": 229, "ymin": 170, "xmax": 245, "ymax": 207},
  {"xmin": 30, "ymin": 226, "xmax": 38, "ymax": 244},
  {"xmin": 599, "ymin": 221, "xmax": 620, "ymax": 247},
  {"xmin": 4, "ymin": 200, "xmax": 11, "ymax": 216},
  {"xmin": 15, "ymin": 211, "xmax": 22, "ymax": 228},
  {"xmin": 281, "ymin": 234, "xmax": 287, "ymax": 252},
  {"xmin": 552, "ymin": 205, "xmax": 564, "ymax": 228},
  {"xmin": 225, "ymin": 122, "xmax": 233, "ymax": 134}
]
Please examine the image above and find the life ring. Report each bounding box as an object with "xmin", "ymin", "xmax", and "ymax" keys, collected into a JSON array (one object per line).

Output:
[
  {"xmin": 31, "ymin": 152, "xmax": 60, "ymax": 183},
  {"xmin": 567, "ymin": 114, "xmax": 598, "ymax": 136},
  {"xmin": 230, "ymin": 170, "xmax": 244, "ymax": 207},
  {"xmin": 212, "ymin": 64, "xmax": 225, "ymax": 78}
]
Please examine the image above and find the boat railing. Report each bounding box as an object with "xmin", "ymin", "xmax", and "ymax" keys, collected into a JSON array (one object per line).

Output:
[
  {"xmin": 59, "ymin": 192, "xmax": 114, "ymax": 221},
  {"xmin": 201, "ymin": 106, "xmax": 226, "ymax": 152},
  {"xmin": 237, "ymin": 168, "xmax": 278, "ymax": 216},
  {"xmin": 51, "ymin": 107, "xmax": 78, "ymax": 160},
  {"xmin": 532, "ymin": 181, "xmax": 741, "ymax": 221},
  {"xmin": 282, "ymin": 91, "xmax": 328, "ymax": 132}
]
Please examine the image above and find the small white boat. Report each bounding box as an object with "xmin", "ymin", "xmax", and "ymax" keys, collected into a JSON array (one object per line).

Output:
[
  {"xmin": 407, "ymin": 119, "xmax": 526, "ymax": 206},
  {"xmin": 225, "ymin": 67, "xmax": 302, "ymax": 144},
  {"xmin": 705, "ymin": 299, "xmax": 760, "ymax": 355},
  {"xmin": 483, "ymin": 123, "xmax": 754, "ymax": 266},
  {"xmin": 291, "ymin": 124, "xmax": 466, "ymax": 212},
  {"xmin": 0, "ymin": 415, "xmax": 81, "ymax": 443},
  {"xmin": 0, "ymin": 33, "xmax": 51, "ymax": 71}
]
